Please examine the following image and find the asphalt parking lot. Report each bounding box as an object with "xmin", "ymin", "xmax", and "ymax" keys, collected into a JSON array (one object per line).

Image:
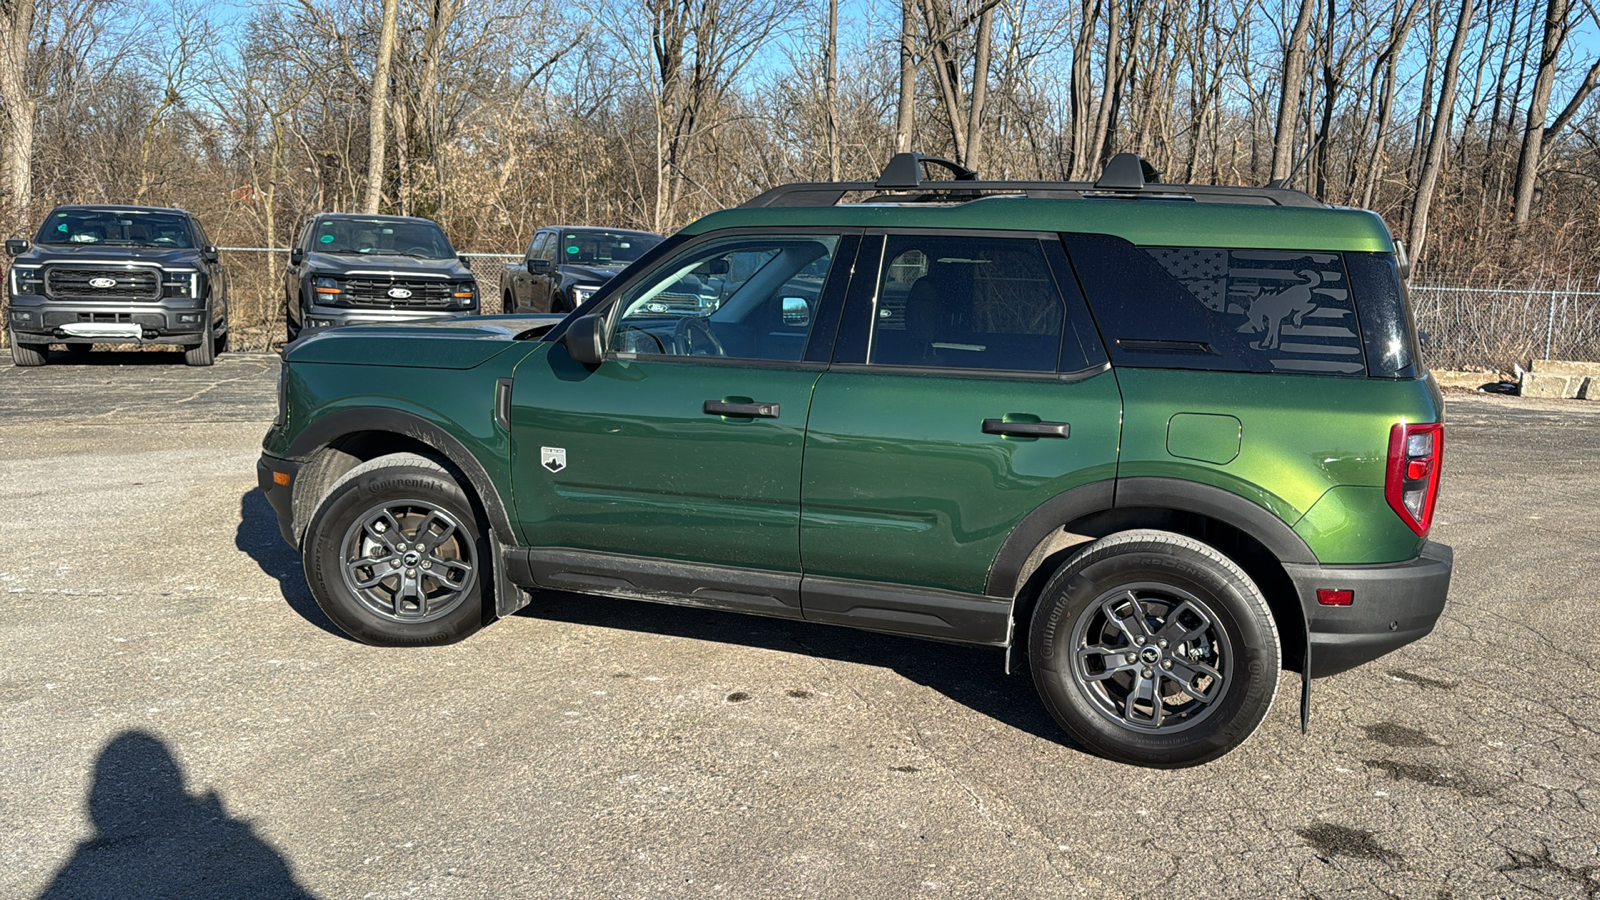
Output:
[{"xmin": 2, "ymin": 347, "xmax": 1598, "ymax": 898}]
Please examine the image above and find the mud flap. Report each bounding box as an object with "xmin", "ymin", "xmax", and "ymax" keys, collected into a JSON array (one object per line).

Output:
[{"xmin": 491, "ymin": 532, "xmax": 531, "ymax": 619}]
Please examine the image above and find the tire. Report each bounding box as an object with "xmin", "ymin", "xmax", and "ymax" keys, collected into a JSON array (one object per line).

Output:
[
  {"xmin": 10, "ymin": 332, "xmax": 46, "ymax": 367},
  {"xmin": 302, "ymin": 453, "xmax": 486, "ymax": 646},
  {"xmin": 184, "ymin": 315, "xmax": 216, "ymax": 366},
  {"xmin": 213, "ymin": 325, "xmax": 229, "ymax": 357},
  {"xmin": 1027, "ymin": 529, "xmax": 1280, "ymax": 767}
]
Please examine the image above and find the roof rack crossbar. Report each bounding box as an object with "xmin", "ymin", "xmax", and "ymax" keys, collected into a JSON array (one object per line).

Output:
[{"xmin": 739, "ymin": 151, "xmax": 1324, "ymax": 209}]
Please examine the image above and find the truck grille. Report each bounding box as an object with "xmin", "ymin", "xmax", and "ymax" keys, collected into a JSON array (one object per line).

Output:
[
  {"xmin": 45, "ymin": 267, "xmax": 162, "ymax": 301},
  {"xmin": 342, "ymin": 277, "xmax": 457, "ymax": 308}
]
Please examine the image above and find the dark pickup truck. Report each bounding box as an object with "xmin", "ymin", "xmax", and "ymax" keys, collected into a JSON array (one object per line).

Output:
[
  {"xmin": 284, "ymin": 213, "xmax": 478, "ymax": 341},
  {"xmin": 500, "ymin": 226, "xmax": 661, "ymax": 314},
  {"xmin": 6, "ymin": 205, "xmax": 230, "ymax": 366}
]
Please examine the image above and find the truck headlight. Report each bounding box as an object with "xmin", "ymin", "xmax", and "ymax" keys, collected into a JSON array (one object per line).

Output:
[
  {"xmin": 9, "ymin": 265, "xmax": 42, "ymax": 296},
  {"xmin": 161, "ymin": 271, "xmax": 200, "ymax": 299},
  {"xmin": 571, "ymin": 285, "xmax": 600, "ymax": 306},
  {"xmin": 313, "ymin": 276, "xmax": 350, "ymax": 307},
  {"xmin": 451, "ymin": 282, "xmax": 476, "ymax": 309}
]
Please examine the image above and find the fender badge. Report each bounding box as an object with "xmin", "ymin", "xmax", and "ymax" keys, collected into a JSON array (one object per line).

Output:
[{"xmin": 540, "ymin": 446, "xmax": 567, "ymax": 473}]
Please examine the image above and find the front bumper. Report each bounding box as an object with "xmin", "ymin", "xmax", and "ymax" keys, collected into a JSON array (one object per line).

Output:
[
  {"xmin": 256, "ymin": 454, "xmax": 303, "ymax": 547},
  {"xmin": 9, "ymin": 296, "xmax": 211, "ymax": 345},
  {"xmin": 302, "ymin": 303, "xmax": 470, "ymax": 331},
  {"xmin": 1285, "ymin": 541, "xmax": 1453, "ymax": 677}
]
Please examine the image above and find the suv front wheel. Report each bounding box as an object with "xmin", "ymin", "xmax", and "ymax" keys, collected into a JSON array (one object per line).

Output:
[
  {"xmin": 302, "ymin": 453, "xmax": 486, "ymax": 646},
  {"xmin": 1027, "ymin": 530, "xmax": 1280, "ymax": 767}
]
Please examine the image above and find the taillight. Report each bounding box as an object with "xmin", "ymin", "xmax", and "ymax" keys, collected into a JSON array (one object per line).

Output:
[{"xmin": 1385, "ymin": 422, "xmax": 1443, "ymax": 535}]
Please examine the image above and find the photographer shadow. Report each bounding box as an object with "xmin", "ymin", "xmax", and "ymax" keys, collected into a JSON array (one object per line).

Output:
[{"xmin": 38, "ymin": 731, "xmax": 317, "ymax": 899}]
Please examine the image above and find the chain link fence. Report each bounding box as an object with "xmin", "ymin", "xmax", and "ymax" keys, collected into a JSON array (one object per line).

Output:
[
  {"xmin": 6, "ymin": 249, "xmax": 1600, "ymax": 370},
  {"xmin": 1409, "ymin": 282, "xmax": 1600, "ymax": 371}
]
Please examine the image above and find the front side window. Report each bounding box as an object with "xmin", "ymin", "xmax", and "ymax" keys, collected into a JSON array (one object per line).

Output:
[
  {"xmin": 610, "ymin": 235, "xmax": 839, "ymax": 362},
  {"xmin": 311, "ymin": 218, "xmax": 455, "ymax": 258},
  {"xmin": 868, "ymin": 235, "xmax": 1066, "ymax": 373},
  {"xmin": 37, "ymin": 209, "xmax": 194, "ymax": 248}
]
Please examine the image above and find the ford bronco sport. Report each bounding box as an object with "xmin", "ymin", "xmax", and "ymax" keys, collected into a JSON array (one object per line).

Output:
[{"xmin": 258, "ymin": 154, "xmax": 1452, "ymax": 767}]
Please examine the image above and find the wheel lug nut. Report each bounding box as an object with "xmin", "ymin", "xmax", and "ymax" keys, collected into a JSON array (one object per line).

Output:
[
  {"xmin": 1157, "ymin": 639, "xmax": 1167, "ymax": 648},
  {"xmin": 373, "ymin": 522, "xmax": 386, "ymax": 533},
  {"xmin": 1142, "ymin": 667, "xmax": 1154, "ymax": 678},
  {"xmin": 422, "ymin": 561, "xmax": 432, "ymax": 569},
  {"xmin": 406, "ymin": 568, "xmax": 416, "ymax": 576},
  {"xmin": 1135, "ymin": 636, "xmax": 1145, "ymax": 645},
  {"xmin": 1125, "ymin": 653, "xmax": 1138, "ymax": 663},
  {"xmin": 1162, "ymin": 660, "xmax": 1173, "ymax": 670}
]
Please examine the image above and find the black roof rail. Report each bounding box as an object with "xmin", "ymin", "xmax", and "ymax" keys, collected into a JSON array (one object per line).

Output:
[{"xmin": 739, "ymin": 152, "xmax": 1326, "ymax": 209}]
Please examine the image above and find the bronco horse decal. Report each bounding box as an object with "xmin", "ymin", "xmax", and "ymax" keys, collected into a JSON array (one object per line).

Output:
[{"xmin": 1241, "ymin": 269, "xmax": 1321, "ymax": 350}]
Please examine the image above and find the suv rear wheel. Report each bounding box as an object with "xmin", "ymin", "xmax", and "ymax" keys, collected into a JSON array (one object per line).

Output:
[
  {"xmin": 302, "ymin": 453, "xmax": 485, "ymax": 646},
  {"xmin": 1027, "ymin": 529, "xmax": 1280, "ymax": 767}
]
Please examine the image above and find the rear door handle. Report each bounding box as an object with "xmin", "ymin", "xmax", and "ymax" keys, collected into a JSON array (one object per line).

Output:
[
  {"xmin": 982, "ymin": 418, "xmax": 1070, "ymax": 438},
  {"xmin": 704, "ymin": 400, "xmax": 781, "ymax": 418}
]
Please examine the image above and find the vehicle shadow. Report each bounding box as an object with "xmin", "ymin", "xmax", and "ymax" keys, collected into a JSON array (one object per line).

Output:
[
  {"xmin": 515, "ymin": 589, "xmax": 1075, "ymax": 748},
  {"xmin": 235, "ymin": 488, "xmax": 345, "ymax": 639},
  {"xmin": 30, "ymin": 347, "xmax": 191, "ymax": 366},
  {"xmin": 37, "ymin": 730, "xmax": 319, "ymax": 899}
]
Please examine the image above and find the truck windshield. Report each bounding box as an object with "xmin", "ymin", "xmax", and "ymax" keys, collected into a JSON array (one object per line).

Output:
[
  {"xmin": 312, "ymin": 218, "xmax": 455, "ymax": 258},
  {"xmin": 36, "ymin": 209, "xmax": 195, "ymax": 248},
  {"xmin": 560, "ymin": 231, "xmax": 662, "ymax": 264}
]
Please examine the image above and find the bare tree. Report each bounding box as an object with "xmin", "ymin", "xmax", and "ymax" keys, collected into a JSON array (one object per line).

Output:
[
  {"xmin": 0, "ymin": 0, "xmax": 35, "ymax": 226},
  {"xmin": 1408, "ymin": 0, "xmax": 1475, "ymax": 267},
  {"xmin": 363, "ymin": 0, "xmax": 399, "ymax": 213},
  {"xmin": 1270, "ymin": 0, "xmax": 1318, "ymax": 182}
]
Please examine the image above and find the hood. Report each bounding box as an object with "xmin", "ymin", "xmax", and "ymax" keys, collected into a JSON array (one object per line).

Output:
[
  {"xmin": 18, "ymin": 244, "xmax": 205, "ymax": 267},
  {"xmin": 559, "ymin": 262, "xmax": 627, "ymax": 283},
  {"xmin": 305, "ymin": 251, "xmax": 473, "ymax": 279},
  {"xmin": 286, "ymin": 314, "xmax": 564, "ymax": 370}
]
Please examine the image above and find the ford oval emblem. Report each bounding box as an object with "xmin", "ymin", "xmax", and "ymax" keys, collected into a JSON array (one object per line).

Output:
[
  {"xmin": 88, "ymin": 277, "xmax": 117, "ymax": 288},
  {"xmin": 387, "ymin": 287, "xmax": 412, "ymax": 299}
]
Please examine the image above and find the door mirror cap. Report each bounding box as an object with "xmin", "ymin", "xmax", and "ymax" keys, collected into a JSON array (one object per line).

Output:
[
  {"xmin": 289, "ymin": 247, "xmax": 304, "ymax": 265},
  {"xmin": 563, "ymin": 314, "xmax": 605, "ymax": 366},
  {"xmin": 202, "ymin": 245, "xmax": 220, "ymax": 263},
  {"xmin": 527, "ymin": 258, "xmax": 551, "ymax": 273},
  {"xmin": 5, "ymin": 238, "xmax": 28, "ymax": 257}
]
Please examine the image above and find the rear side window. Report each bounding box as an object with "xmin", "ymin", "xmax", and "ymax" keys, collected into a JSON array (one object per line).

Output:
[
  {"xmin": 1063, "ymin": 234, "xmax": 1368, "ymax": 376},
  {"xmin": 868, "ymin": 235, "xmax": 1069, "ymax": 373}
]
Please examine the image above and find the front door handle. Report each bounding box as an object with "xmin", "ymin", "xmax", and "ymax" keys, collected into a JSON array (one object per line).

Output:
[
  {"xmin": 982, "ymin": 418, "xmax": 1070, "ymax": 438},
  {"xmin": 704, "ymin": 400, "xmax": 781, "ymax": 418}
]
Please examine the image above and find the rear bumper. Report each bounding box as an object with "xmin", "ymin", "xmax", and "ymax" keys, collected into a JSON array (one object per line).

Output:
[
  {"xmin": 1285, "ymin": 541, "xmax": 1453, "ymax": 677},
  {"xmin": 256, "ymin": 454, "xmax": 302, "ymax": 547}
]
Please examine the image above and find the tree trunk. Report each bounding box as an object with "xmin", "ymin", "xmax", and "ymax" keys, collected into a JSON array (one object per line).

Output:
[
  {"xmin": 1512, "ymin": 0, "xmax": 1568, "ymax": 226},
  {"xmin": 1408, "ymin": 0, "xmax": 1475, "ymax": 270},
  {"xmin": 0, "ymin": 0, "xmax": 36, "ymax": 228},
  {"xmin": 362, "ymin": 0, "xmax": 399, "ymax": 214},
  {"xmin": 964, "ymin": 4, "xmax": 993, "ymax": 171},
  {"xmin": 826, "ymin": 0, "xmax": 839, "ymax": 178},
  {"xmin": 895, "ymin": 0, "xmax": 916, "ymax": 153},
  {"xmin": 1269, "ymin": 0, "xmax": 1317, "ymax": 182}
]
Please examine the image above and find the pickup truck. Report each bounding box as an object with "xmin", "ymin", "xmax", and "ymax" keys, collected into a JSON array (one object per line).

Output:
[
  {"xmin": 6, "ymin": 205, "xmax": 230, "ymax": 366},
  {"xmin": 500, "ymin": 226, "xmax": 661, "ymax": 314},
  {"xmin": 284, "ymin": 213, "xmax": 478, "ymax": 342}
]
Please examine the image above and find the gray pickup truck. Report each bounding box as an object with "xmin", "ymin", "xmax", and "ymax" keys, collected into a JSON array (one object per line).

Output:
[
  {"xmin": 6, "ymin": 205, "xmax": 230, "ymax": 366},
  {"xmin": 500, "ymin": 226, "xmax": 661, "ymax": 314}
]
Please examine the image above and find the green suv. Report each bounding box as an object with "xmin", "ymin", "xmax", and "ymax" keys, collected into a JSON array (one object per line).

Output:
[{"xmin": 258, "ymin": 154, "xmax": 1451, "ymax": 767}]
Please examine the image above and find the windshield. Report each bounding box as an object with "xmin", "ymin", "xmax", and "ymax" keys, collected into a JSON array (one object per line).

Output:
[
  {"xmin": 311, "ymin": 218, "xmax": 455, "ymax": 258},
  {"xmin": 560, "ymin": 231, "xmax": 661, "ymax": 265},
  {"xmin": 36, "ymin": 209, "xmax": 195, "ymax": 248}
]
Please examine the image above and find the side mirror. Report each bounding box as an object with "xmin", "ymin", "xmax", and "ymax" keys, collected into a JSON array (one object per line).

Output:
[
  {"xmin": 563, "ymin": 314, "xmax": 605, "ymax": 366},
  {"xmin": 202, "ymin": 245, "xmax": 220, "ymax": 263},
  {"xmin": 5, "ymin": 238, "xmax": 28, "ymax": 257},
  {"xmin": 527, "ymin": 258, "xmax": 551, "ymax": 274},
  {"xmin": 289, "ymin": 247, "xmax": 304, "ymax": 265}
]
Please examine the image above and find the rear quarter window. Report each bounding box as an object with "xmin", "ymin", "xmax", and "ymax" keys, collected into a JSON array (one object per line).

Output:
[{"xmin": 1063, "ymin": 233, "xmax": 1371, "ymax": 376}]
